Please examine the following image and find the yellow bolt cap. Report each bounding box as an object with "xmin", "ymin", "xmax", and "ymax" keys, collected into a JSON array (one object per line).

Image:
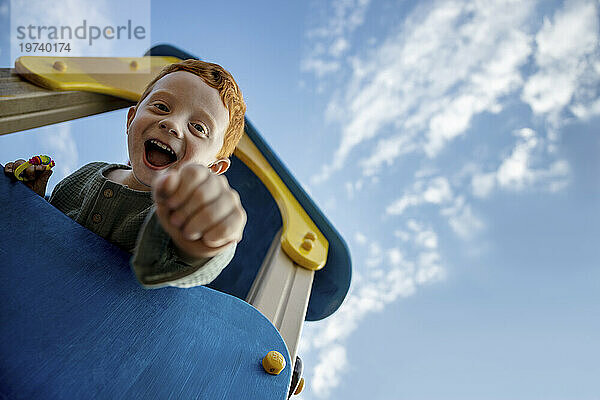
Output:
[
  {"xmin": 304, "ymin": 231, "xmax": 316, "ymax": 241},
  {"xmin": 294, "ymin": 377, "xmax": 305, "ymax": 395},
  {"xmin": 300, "ymin": 239, "xmax": 313, "ymax": 251},
  {"xmin": 52, "ymin": 61, "xmax": 67, "ymax": 72},
  {"xmin": 262, "ymin": 351, "xmax": 286, "ymax": 375}
]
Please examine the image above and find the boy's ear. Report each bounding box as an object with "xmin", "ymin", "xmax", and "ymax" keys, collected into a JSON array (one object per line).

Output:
[
  {"xmin": 126, "ymin": 106, "xmax": 137, "ymax": 133},
  {"xmin": 209, "ymin": 158, "xmax": 230, "ymax": 175}
]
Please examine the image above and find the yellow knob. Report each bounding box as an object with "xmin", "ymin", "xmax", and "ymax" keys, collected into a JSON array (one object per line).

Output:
[
  {"xmin": 52, "ymin": 61, "xmax": 67, "ymax": 72},
  {"xmin": 294, "ymin": 377, "xmax": 305, "ymax": 395},
  {"xmin": 262, "ymin": 351, "xmax": 286, "ymax": 375},
  {"xmin": 304, "ymin": 232, "xmax": 316, "ymax": 241},
  {"xmin": 300, "ymin": 239, "xmax": 313, "ymax": 251}
]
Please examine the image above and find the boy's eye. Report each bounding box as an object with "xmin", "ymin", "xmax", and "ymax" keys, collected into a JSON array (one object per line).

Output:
[
  {"xmin": 153, "ymin": 103, "xmax": 169, "ymax": 112},
  {"xmin": 191, "ymin": 122, "xmax": 209, "ymax": 137}
]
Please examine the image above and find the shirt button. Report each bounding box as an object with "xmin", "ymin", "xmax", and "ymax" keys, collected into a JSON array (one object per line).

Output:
[
  {"xmin": 92, "ymin": 213, "xmax": 102, "ymax": 223},
  {"xmin": 103, "ymin": 188, "xmax": 114, "ymax": 198}
]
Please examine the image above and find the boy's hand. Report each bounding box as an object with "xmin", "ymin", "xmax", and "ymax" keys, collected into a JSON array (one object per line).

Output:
[
  {"xmin": 3, "ymin": 159, "xmax": 53, "ymax": 197},
  {"xmin": 152, "ymin": 163, "xmax": 247, "ymax": 259}
]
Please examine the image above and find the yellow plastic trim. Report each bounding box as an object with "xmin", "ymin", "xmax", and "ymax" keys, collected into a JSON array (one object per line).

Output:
[
  {"xmin": 15, "ymin": 56, "xmax": 180, "ymax": 101},
  {"xmin": 294, "ymin": 377, "xmax": 305, "ymax": 395},
  {"xmin": 234, "ymin": 134, "xmax": 328, "ymax": 271},
  {"xmin": 14, "ymin": 55, "xmax": 328, "ymax": 270}
]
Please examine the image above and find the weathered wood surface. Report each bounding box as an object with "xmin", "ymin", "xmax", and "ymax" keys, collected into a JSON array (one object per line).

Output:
[{"xmin": 0, "ymin": 68, "xmax": 134, "ymax": 136}]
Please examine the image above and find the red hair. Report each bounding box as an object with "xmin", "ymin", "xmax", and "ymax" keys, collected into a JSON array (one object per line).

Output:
[{"xmin": 137, "ymin": 59, "xmax": 246, "ymax": 158}]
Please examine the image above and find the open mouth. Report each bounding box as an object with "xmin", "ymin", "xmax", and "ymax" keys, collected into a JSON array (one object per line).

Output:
[{"xmin": 143, "ymin": 139, "xmax": 178, "ymax": 169}]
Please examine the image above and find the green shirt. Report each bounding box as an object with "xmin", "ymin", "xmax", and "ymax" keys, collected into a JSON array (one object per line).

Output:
[{"xmin": 49, "ymin": 162, "xmax": 235, "ymax": 288}]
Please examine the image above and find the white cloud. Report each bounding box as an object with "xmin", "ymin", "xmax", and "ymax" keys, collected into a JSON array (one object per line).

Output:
[
  {"xmin": 388, "ymin": 248, "xmax": 404, "ymax": 265},
  {"xmin": 386, "ymin": 176, "xmax": 452, "ymax": 215},
  {"xmin": 329, "ymin": 38, "xmax": 349, "ymax": 57},
  {"xmin": 300, "ymin": 223, "xmax": 444, "ymax": 398},
  {"xmin": 393, "ymin": 229, "xmax": 410, "ymax": 242},
  {"xmin": 301, "ymin": 58, "xmax": 340, "ymax": 78},
  {"xmin": 522, "ymin": 0, "xmax": 600, "ymax": 118},
  {"xmin": 416, "ymin": 251, "xmax": 444, "ymax": 284},
  {"xmin": 303, "ymin": 0, "xmax": 372, "ymax": 79},
  {"xmin": 345, "ymin": 179, "xmax": 364, "ymax": 199},
  {"xmin": 309, "ymin": 0, "xmax": 537, "ymax": 184},
  {"xmin": 309, "ymin": 0, "xmax": 599, "ymax": 187},
  {"xmin": 471, "ymin": 172, "xmax": 496, "ymax": 198},
  {"xmin": 300, "ymin": 1, "xmax": 596, "ymax": 398},
  {"xmin": 415, "ymin": 230, "xmax": 438, "ymax": 250},
  {"xmin": 354, "ymin": 232, "xmax": 368, "ymax": 245},
  {"xmin": 359, "ymin": 134, "xmax": 417, "ymax": 177},
  {"xmin": 469, "ymin": 128, "xmax": 570, "ymax": 197},
  {"xmin": 423, "ymin": 176, "xmax": 453, "ymax": 203},
  {"xmin": 570, "ymin": 98, "xmax": 600, "ymax": 120},
  {"xmin": 311, "ymin": 345, "xmax": 348, "ymax": 398},
  {"xmin": 365, "ymin": 241, "xmax": 383, "ymax": 268},
  {"xmin": 497, "ymin": 129, "xmax": 540, "ymax": 190},
  {"xmin": 441, "ymin": 196, "xmax": 485, "ymax": 239},
  {"xmin": 383, "ymin": 163, "xmax": 487, "ymax": 243},
  {"xmin": 41, "ymin": 124, "xmax": 78, "ymax": 180}
]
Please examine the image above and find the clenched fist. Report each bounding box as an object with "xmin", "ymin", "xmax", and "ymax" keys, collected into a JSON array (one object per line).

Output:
[
  {"xmin": 3, "ymin": 159, "xmax": 53, "ymax": 197},
  {"xmin": 152, "ymin": 163, "xmax": 247, "ymax": 259}
]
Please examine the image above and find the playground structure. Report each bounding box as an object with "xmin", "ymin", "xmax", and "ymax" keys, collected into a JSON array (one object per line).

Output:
[{"xmin": 0, "ymin": 45, "xmax": 351, "ymax": 399}]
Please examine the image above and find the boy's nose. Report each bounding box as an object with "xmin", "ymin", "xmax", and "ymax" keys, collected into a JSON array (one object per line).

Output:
[{"xmin": 159, "ymin": 122, "xmax": 181, "ymax": 138}]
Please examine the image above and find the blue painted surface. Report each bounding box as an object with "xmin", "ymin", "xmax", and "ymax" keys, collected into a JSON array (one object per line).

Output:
[
  {"xmin": 0, "ymin": 174, "xmax": 291, "ymax": 400},
  {"xmin": 147, "ymin": 44, "xmax": 352, "ymax": 321},
  {"xmin": 208, "ymin": 155, "xmax": 282, "ymax": 304}
]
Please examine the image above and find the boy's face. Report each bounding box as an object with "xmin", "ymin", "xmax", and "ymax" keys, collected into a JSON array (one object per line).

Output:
[{"xmin": 126, "ymin": 70, "xmax": 230, "ymax": 189}]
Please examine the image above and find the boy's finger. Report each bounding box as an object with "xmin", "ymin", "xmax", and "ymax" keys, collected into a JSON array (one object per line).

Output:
[
  {"xmin": 169, "ymin": 185, "xmax": 212, "ymax": 229},
  {"xmin": 7, "ymin": 159, "xmax": 25, "ymax": 175},
  {"xmin": 164, "ymin": 165, "xmax": 211, "ymax": 210},
  {"xmin": 152, "ymin": 170, "xmax": 180, "ymax": 203},
  {"xmin": 201, "ymin": 211, "xmax": 245, "ymax": 248},
  {"xmin": 39, "ymin": 169, "xmax": 53, "ymax": 183},
  {"xmin": 22, "ymin": 165, "xmax": 37, "ymax": 181},
  {"xmin": 32, "ymin": 169, "xmax": 53, "ymax": 196},
  {"xmin": 4, "ymin": 163, "xmax": 13, "ymax": 175},
  {"xmin": 7, "ymin": 159, "xmax": 28, "ymax": 179},
  {"xmin": 168, "ymin": 176, "xmax": 224, "ymax": 227},
  {"xmin": 181, "ymin": 199, "xmax": 234, "ymax": 241},
  {"xmin": 12, "ymin": 159, "xmax": 26, "ymax": 170}
]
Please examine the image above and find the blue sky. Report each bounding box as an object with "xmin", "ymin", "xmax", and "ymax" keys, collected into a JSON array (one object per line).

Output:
[{"xmin": 1, "ymin": 0, "xmax": 599, "ymax": 399}]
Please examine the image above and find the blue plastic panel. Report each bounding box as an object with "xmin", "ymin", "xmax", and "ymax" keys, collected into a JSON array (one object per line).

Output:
[
  {"xmin": 0, "ymin": 173, "xmax": 291, "ymax": 400},
  {"xmin": 208, "ymin": 155, "xmax": 282, "ymax": 302}
]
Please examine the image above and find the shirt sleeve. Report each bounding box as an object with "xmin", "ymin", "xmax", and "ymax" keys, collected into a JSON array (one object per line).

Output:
[{"xmin": 130, "ymin": 206, "xmax": 236, "ymax": 289}]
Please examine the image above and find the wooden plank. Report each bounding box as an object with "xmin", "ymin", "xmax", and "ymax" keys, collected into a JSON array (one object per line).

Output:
[
  {"xmin": 246, "ymin": 230, "xmax": 315, "ymax": 366},
  {"xmin": 0, "ymin": 68, "xmax": 134, "ymax": 136}
]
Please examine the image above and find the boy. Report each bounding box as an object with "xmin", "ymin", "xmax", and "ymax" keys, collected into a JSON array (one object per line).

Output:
[{"xmin": 3, "ymin": 59, "xmax": 247, "ymax": 288}]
